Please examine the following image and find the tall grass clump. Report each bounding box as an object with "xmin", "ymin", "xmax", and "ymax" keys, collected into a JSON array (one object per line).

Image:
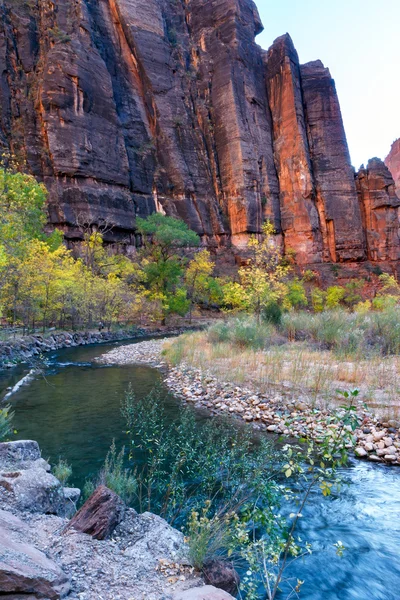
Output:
[
  {"xmin": 53, "ymin": 458, "xmax": 72, "ymax": 485},
  {"xmin": 84, "ymin": 440, "xmax": 137, "ymax": 504},
  {"xmin": 281, "ymin": 307, "xmax": 400, "ymax": 358},
  {"xmin": 364, "ymin": 308, "xmax": 400, "ymax": 355},
  {"xmin": 208, "ymin": 316, "xmax": 275, "ymax": 350}
]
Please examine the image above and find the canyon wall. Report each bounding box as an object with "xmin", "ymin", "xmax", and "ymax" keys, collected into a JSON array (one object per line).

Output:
[
  {"xmin": 385, "ymin": 139, "xmax": 400, "ymax": 195},
  {"xmin": 0, "ymin": 0, "xmax": 398, "ymax": 267}
]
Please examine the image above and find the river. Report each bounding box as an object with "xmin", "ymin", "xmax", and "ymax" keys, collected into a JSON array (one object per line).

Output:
[{"xmin": 1, "ymin": 340, "xmax": 399, "ymax": 600}]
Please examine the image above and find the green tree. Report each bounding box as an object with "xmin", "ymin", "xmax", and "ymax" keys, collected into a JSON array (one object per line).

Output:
[
  {"xmin": 136, "ymin": 214, "xmax": 199, "ymax": 324},
  {"xmin": 222, "ymin": 222, "xmax": 290, "ymax": 322},
  {"xmin": 185, "ymin": 249, "xmax": 220, "ymax": 322}
]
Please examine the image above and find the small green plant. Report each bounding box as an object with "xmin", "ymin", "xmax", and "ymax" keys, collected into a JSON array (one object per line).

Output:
[
  {"xmin": 53, "ymin": 458, "xmax": 72, "ymax": 486},
  {"xmin": 240, "ymin": 389, "xmax": 361, "ymax": 599},
  {"xmin": 48, "ymin": 26, "xmax": 71, "ymax": 43},
  {"xmin": 83, "ymin": 441, "xmax": 137, "ymax": 504},
  {"xmin": 100, "ymin": 440, "xmax": 137, "ymax": 504},
  {"xmin": 186, "ymin": 502, "xmax": 236, "ymax": 570},
  {"xmin": 0, "ymin": 405, "xmax": 14, "ymax": 441},
  {"xmin": 330, "ymin": 263, "xmax": 340, "ymax": 277}
]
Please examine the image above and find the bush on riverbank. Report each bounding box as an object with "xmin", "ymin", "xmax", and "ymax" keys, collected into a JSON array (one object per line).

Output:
[{"xmin": 85, "ymin": 381, "xmax": 359, "ymax": 599}]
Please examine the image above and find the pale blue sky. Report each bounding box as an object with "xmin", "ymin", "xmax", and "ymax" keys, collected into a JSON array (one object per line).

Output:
[{"xmin": 255, "ymin": 0, "xmax": 400, "ymax": 169}]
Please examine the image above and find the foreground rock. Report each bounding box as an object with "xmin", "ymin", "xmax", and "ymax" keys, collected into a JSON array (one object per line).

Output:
[
  {"xmin": 0, "ymin": 510, "xmax": 70, "ymax": 599},
  {"xmin": 0, "ymin": 441, "xmax": 72, "ymax": 515},
  {"xmin": 202, "ymin": 560, "xmax": 240, "ymax": 595},
  {"xmin": 173, "ymin": 586, "xmax": 235, "ymax": 599},
  {"xmin": 65, "ymin": 485, "xmax": 125, "ymax": 540},
  {"xmin": 0, "ymin": 444, "xmax": 203, "ymax": 599}
]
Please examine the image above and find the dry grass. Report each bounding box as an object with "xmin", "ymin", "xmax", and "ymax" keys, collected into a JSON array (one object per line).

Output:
[{"xmin": 163, "ymin": 331, "xmax": 400, "ymax": 420}]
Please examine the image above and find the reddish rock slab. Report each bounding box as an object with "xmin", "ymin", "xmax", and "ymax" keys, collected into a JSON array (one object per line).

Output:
[
  {"xmin": 203, "ymin": 560, "xmax": 240, "ymax": 595},
  {"xmin": 356, "ymin": 158, "xmax": 400, "ymax": 261},
  {"xmin": 300, "ymin": 60, "xmax": 366, "ymax": 263},
  {"xmin": 0, "ymin": 525, "xmax": 70, "ymax": 599},
  {"xmin": 64, "ymin": 485, "xmax": 125, "ymax": 540},
  {"xmin": 385, "ymin": 138, "xmax": 400, "ymax": 194},
  {"xmin": 265, "ymin": 34, "xmax": 323, "ymax": 266}
]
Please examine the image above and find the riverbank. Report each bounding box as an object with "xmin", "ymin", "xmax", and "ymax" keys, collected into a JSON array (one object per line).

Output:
[
  {"xmin": 97, "ymin": 339, "xmax": 400, "ymax": 466},
  {"xmin": 0, "ymin": 439, "xmax": 234, "ymax": 600},
  {"xmin": 0, "ymin": 324, "xmax": 206, "ymax": 371}
]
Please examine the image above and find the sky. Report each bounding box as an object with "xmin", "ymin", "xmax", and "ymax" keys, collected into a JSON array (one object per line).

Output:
[{"xmin": 255, "ymin": 0, "xmax": 400, "ymax": 169}]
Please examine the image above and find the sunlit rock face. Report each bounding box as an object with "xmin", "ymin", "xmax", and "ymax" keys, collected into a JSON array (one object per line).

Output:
[
  {"xmin": 0, "ymin": 0, "xmax": 398, "ymax": 267},
  {"xmin": 356, "ymin": 159, "xmax": 400, "ymax": 262},
  {"xmin": 385, "ymin": 139, "xmax": 400, "ymax": 195}
]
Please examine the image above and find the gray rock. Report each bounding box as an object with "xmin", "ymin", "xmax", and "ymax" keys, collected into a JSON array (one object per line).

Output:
[
  {"xmin": 63, "ymin": 487, "xmax": 80, "ymax": 504},
  {"xmin": 0, "ymin": 467, "xmax": 64, "ymax": 514},
  {"xmin": 61, "ymin": 488, "xmax": 81, "ymax": 519},
  {"xmin": 122, "ymin": 511, "xmax": 186, "ymax": 568},
  {"xmin": 173, "ymin": 586, "xmax": 235, "ymax": 599},
  {"xmin": 0, "ymin": 441, "xmax": 41, "ymax": 467},
  {"xmin": 355, "ymin": 447, "xmax": 368, "ymax": 457},
  {"xmin": 0, "ymin": 525, "xmax": 70, "ymax": 598}
]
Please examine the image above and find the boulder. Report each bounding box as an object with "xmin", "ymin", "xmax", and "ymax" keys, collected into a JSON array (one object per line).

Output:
[
  {"xmin": 172, "ymin": 586, "xmax": 235, "ymax": 600},
  {"xmin": 122, "ymin": 511, "xmax": 185, "ymax": 568},
  {"xmin": 0, "ymin": 525, "xmax": 70, "ymax": 598},
  {"xmin": 0, "ymin": 468, "xmax": 64, "ymax": 514},
  {"xmin": 65, "ymin": 485, "xmax": 125, "ymax": 540},
  {"xmin": 203, "ymin": 560, "xmax": 240, "ymax": 595},
  {"xmin": 0, "ymin": 441, "xmax": 41, "ymax": 467}
]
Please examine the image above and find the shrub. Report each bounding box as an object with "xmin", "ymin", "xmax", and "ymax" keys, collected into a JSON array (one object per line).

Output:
[
  {"xmin": 208, "ymin": 317, "xmax": 274, "ymax": 350},
  {"xmin": 207, "ymin": 320, "xmax": 231, "ymax": 345},
  {"xmin": 311, "ymin": 288, "xmax": 326, "ymax": 312},
  {"xmin": 262, "ymin": 300, "xmax": 282, "ymax": 325},
  {"xmin": 325, "ymin": 286, "xmax": 345, "ymax": 309},
  {"xmin": 53, "ymin": 458, "xmax": 72, "ymax": 485},
  {"xmin": 0, "ymin": 406, "xmax": 14, "ymax": 442},
  {"xmin": 285, "ymin": 278, "xmax": 308, "ymax": 310},
  {"xmin": 122, "ymin": 385, "xmax": 280, "ymax": 526},
  {"xmin": 372, "ymin": 295, "xmax": 398, "ymax": 311}
]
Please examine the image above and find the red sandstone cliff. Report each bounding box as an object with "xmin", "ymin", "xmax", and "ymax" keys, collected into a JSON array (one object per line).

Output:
[
  {"xmin": 385, "ymin": 139, "xmax": 400, "ymax": 195},
  {"xmin": 0, "ymin": 0, "xmax": 398, "ymax": 268}
]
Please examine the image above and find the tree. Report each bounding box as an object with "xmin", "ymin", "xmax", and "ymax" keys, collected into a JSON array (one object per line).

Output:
[
  {"xmin": 185, "ymin": 249, "xmax": 220, "ymax": 322},
  {"xmin": 136, "ymin": 214, "xmax": 199, "ymax": 324},
  {"xmin": 222, "ymin": 222, "xmax": 290, "ymax": 322}
]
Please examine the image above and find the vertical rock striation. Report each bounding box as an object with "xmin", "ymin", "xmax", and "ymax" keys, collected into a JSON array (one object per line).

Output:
[
  {"xmin": 356, "ymin": 159, "xmax": 400, "ymax": 261},
  {"xmin": 265, "ymin": 34, "xmax": 322, "ymax": 265},
  {"xmin": 301, "ymin": 60, "xmax": 366, "ymax": 262},
  {"xmin": 0, "ymin": 0, "xmax": 398, "ymax": 268}
]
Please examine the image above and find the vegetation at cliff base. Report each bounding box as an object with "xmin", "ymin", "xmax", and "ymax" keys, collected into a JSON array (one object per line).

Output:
[{"xmin": 1, "ymin": 163, "xmax": 399, "ymax": 337}]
